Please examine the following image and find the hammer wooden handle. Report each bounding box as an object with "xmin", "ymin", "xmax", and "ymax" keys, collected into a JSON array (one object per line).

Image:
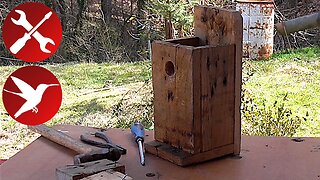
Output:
[{"xmin": 28, "ymin": 124, "xmax": 93, "ymax": 154}]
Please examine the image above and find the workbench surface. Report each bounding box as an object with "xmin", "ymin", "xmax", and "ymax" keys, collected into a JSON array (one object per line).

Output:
[{"xmin": 0, "ymin": 125, "xmax": 319, "ymax": 180}]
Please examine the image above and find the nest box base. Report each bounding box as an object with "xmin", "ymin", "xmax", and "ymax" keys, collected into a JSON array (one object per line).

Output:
[{"xmin": 145, "ymin": 140, "xmax": 235, "ymax": 166}]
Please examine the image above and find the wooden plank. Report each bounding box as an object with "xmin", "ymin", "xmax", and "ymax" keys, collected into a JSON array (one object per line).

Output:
[
  {"xmin": 174, "ymin": 45, "xmax": 196, "ymax": 153},
  {"xmin": 166, "ymin": 37, "xmax": 201, "ymax": 47},
  {"xmin": 208, "ymin": 45, "xmax": 235, "ymax": 148},
  {"xmin": 198, "ymin": 44, "xmax": 235, "ymax": 151},
  {"xmin": 152, "ymin": 41, "xmax": 176, "ymax": 145},
  {"xmin": 56, "ymin": 159, "xmax": 125, "ymax": 180},
  {"xmin": 80, "ymin": 170, "xmax": 133, "ymax": 180},
  {"xmin": 192, "ymin": 48, "xmax": 202, "ymax": 154},
  {"xmin": 145, "ymin": 140, "xmax": 234, "ymax": 166},
  {"xmin": 199, "ymin": 47, "xmax": 212, "ymax": 152},
  {"xmin": 194, "ymin": 6, "xmax": 242, "ymax": 154},
  {"xmin": 152, "ymin": 40, "xmax": 197, "ymax": 153},
  {"xmin": 183, "ymin": 144, "xmax": 234, "ymax": 166}
]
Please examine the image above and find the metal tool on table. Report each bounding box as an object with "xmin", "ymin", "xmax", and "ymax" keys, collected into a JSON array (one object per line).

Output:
[
  {"xmin": 28, "ymin": 124, "xmax": 130, "ymax": 179},
  {"xmin": 10, "ymin": 10, "xmax": 54, "ymax": 54},
  {"xmin": 131, "ymin": 121, "xmax": 145, "ymax": 166},
  {"xmin": 28, "ymin": 124, "xmax": 121, "ymax": 164},
  {"xmin": 80, "ymin": 130, "xmax": 127, "ymax": 155}
]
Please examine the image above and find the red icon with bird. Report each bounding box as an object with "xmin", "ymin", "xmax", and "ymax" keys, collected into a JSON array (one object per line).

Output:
[{"xmin": 2, "ymin": 66, "xmax": 62, "ymax": 125}]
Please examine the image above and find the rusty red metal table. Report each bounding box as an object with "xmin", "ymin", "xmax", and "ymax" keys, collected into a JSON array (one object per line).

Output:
[{"xmin": 0, "ymin": 125, "xmax": 319, "ymax": 180}]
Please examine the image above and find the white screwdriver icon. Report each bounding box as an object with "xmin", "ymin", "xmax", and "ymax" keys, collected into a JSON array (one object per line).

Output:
[{"xmin": 10, "ymin": 11, "xmax": 52, "ymax": 54}]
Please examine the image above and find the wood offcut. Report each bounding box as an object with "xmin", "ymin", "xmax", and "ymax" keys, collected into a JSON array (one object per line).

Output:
[{"xmin": 56, "ymin": 159, "xmax": 125, "ymax": 180}]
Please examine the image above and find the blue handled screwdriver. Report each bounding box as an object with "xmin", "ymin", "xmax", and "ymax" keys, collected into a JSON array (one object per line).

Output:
[{"xmin": 131, "ymin": 121, "xmax": 145, "ymax": 166}]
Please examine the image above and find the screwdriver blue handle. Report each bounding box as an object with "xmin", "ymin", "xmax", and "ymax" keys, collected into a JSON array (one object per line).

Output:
[
  {"xmin": 131, "ymin": 122, "xmax": 146, "ymax": 166},
  {"xmin": 131, "ymin": 122, "xmax": 145, "ymax": 142}
]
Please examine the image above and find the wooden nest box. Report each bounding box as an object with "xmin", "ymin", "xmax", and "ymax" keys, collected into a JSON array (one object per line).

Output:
[{"xmin": 145, "ymin": 6, "xmax": 243, "ymax": 166}]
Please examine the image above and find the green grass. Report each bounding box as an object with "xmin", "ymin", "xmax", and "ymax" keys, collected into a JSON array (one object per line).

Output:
[
  {"xmin": 50, "ymin": 61, "xmax": 151, "ymax": 89},
  {"xmin": 0, "ymin": 61, "xmax": 151, "ymax": 115},
  {"xmin": 0, "ymin": 61, "xmax": 153, "ymax": 159},
  {"xmin": 46, "ymin": 61, "xmax": 152, "ymax": 125},
  {"xmin": 243, "ymin": 47, "xmax": 320, "ymax": 136}
]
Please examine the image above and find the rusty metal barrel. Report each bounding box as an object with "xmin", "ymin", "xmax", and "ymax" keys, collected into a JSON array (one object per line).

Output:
[{"xmin": 236, "ymin": 0, "xmax": 274, "ymax": 59}]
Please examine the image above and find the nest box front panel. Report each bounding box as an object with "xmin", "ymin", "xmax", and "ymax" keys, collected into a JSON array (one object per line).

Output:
[{"xmin": 152, "ymin": 41, "xmax": 196, "ymax": 153}]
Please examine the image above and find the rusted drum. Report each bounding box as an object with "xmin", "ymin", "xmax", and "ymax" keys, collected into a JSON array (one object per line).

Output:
[{"xmin": 236, "ymin": 0, "xmax": 274, "ymax": 59}]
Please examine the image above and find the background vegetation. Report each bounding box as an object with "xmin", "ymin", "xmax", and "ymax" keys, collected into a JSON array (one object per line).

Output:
[
  {"xmin": 242, "ymin": 47, "xmax": 320, "ymax": 137},
  {"xmin": 0, "ymin": 0, "xmax": 319, "ymax": 159},
  {"xmin": 1, "ymin": 0, "xmax": 318, "ymax": 64}
]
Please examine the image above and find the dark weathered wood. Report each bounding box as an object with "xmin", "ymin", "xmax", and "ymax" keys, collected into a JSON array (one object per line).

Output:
[
  {"xmin": 56, "ymin": 159, "xmax": 125, "ymax": 180},
  {"xmin": 152, "ymin": 41, "xmax": 176, "ymax": 146},
  {"xmin": 199, "ymin": 47, "xmax": 212, "ymax": 151},
  {"xmin": 150, "ymin": 38, "xmax": 237, "ymax": 165},
  {"xmin": 148, "ymin": 6, "xmax": 242, "ymax": 166},
  {"xmin": 174, "ymin": 45, "xmax": 196, "ymax": 152},
  {"xmin": 152, "ymin": 41, "xmax": 196, "ymax": 153},
  {"xmin": 199, "ymin": 45, "xmax": 235, "ymax": 151},
  {"xmin": 167, "ymin": 37, "xmax": 201, "ymax": 47},
  {"xmin": 194, "ymin": 6, "xmax": 242, "ymax": 155},
  {"xmin": 192, "ymin": 46, "xmax": 202, "ymax": 154},
  {"xmin": 145, "ymin": 140, "xmax": 234, "ymax": 166}
]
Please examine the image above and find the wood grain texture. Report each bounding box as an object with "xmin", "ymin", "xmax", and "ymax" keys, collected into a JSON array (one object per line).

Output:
[
  {"xmin": 145, "ymin": 140, "xmax": 234, "ymax": 166},
  {"xmin": 152, "ymin": 41, "xmax": 196, "ymax": 153},
  {"xmin": 194, "ymin": 6, "xmax": 242, "ymax": 154},
  {"xmin": 150, "ymin": 6, "xmax": 242, "ymax": 165},
  {"xmin": 197, "ymin": 44, "xmax": 235, "ymax": 152},
  {"xmin": 167, "ymin": 37, "xmax": 201, "ymax": 47},
  {"xmin": 191, "ymin": 46, "xmax": 202, "ymax": 154},
  {"xmin": 152, "ymin": 41, "xmax": 175, "ymax": 146},
  {"xmin": 151, "ymin": 39, "xmax": 237, "ymax": 165},
  {"xmin": 56, "ymin": 159, "xmax": 124, "ymax": 180},
  {"xmin": 28, "ymin": 124, "xmax": 92, "ymax": 154}
]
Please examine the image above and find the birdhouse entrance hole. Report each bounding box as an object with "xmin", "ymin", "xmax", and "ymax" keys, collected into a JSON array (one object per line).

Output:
[{"xmin": 165, "ymin": 61, "xmax": 175, "ymax": 76}]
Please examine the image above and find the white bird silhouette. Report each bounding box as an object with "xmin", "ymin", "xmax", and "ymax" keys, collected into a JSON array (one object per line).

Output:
[{"xmin": 3, "ymin": 76, "xmax": 59, "ymax": 118}]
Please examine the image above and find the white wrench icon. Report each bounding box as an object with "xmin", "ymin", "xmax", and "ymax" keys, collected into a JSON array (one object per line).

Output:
[{"xmin": 11, "ymin": 10, "xmax": 55, "ymax": 53}]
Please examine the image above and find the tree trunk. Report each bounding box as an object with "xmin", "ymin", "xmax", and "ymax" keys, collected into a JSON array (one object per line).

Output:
[
  {"xmin": 58, "ymin": 0, "xmax": 67, "ymax": 31},
  {"xmin": 101, "ymin": 0, "xmax": 112, "ymax": 23},
  {"xmin": 137, "ymin": 0, "xmax": 145, "ymax": 19},
  {"xmin": 165, "ymin": 14, "xmax": 174, "ymax": 39},
  {"xmin": 136, "ymin": 0, "xmax": 146, "ymax": 58},
  {"xmin": 76, "ymin": 0, "xmax": 86, "ymax": 29}
]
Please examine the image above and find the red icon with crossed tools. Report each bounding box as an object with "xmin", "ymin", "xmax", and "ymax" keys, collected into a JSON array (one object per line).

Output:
[{"xmin": 2, "ymin": 2, "xmax": 62, "ymax": 62}]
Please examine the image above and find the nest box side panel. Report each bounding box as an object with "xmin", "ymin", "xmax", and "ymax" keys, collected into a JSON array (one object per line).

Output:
[
  {"xmin": 152, "ymin": 41, "xmax": 197, "ymax": 153},
  {"xmin": 199, "ymin": 45, "xmax": 235, "ymax": 152},
  {"xmin": 194, "ymin": 6, "xmax": 243, "ymax": 154}
]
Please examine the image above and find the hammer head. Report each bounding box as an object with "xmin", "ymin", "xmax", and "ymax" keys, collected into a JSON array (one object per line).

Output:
[{"xmin": 74, "ymin": 148, "xmax": 121, "ymax": 164}]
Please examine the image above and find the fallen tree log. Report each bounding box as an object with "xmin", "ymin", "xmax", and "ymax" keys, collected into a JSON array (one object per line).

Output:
[{"xmin": 275, "ymin": 12, "xmax": 320, "ymax": 36}]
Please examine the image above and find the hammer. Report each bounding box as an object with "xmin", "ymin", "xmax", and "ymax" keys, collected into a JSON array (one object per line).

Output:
[{"xmin": 28, "ymin": 124, "xmax": 121, "ymax": 164}]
